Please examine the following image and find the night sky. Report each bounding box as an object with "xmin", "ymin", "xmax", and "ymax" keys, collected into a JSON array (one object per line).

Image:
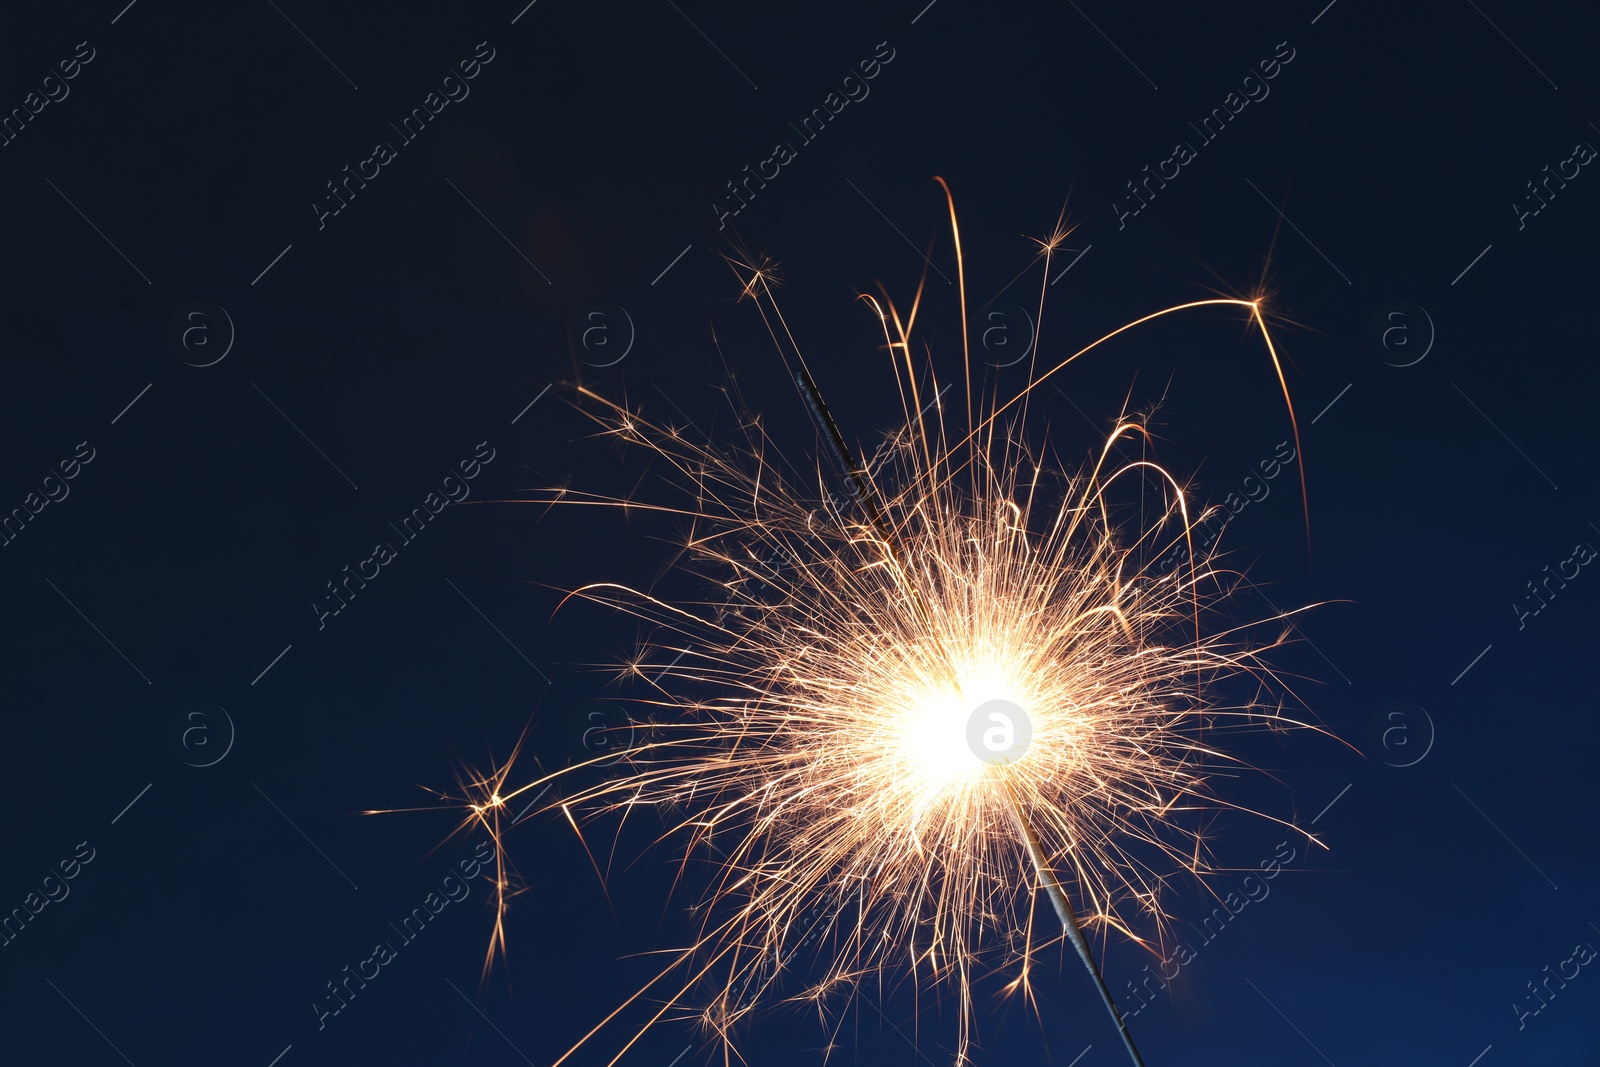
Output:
[{"xmin": 3, "ymin": 1, "xmax": 1599, "ymax": 1065}]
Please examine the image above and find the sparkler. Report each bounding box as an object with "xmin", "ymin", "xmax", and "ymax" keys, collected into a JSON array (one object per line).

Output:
[{"xmin": 390, "ymin": 185, "xmax": 1330, "ymax": 1066}]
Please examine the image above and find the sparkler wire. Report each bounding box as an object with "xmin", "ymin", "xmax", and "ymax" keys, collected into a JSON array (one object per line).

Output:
[{"xmin": 1004, "ymin": 781, "xmax": 1146, "ymax": 1067}]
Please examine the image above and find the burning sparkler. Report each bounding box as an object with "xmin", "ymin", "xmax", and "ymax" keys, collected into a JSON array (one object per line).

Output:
[{"xmin": 390, "ymin": 183, "xmax": 1330, "ymax": 1066}]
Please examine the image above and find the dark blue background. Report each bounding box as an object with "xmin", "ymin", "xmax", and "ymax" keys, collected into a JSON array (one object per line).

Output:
[{"xmin": 1, "ymin": 1, "xmax": 1596, "ymax": 1064}]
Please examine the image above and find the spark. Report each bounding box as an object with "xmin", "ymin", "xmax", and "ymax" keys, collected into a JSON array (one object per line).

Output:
[
  {"xmin": 364, "ymin": 731, "xmax": 539, "ymax": 983},
  {"xmin": 389, "ymin": 187, "xmax": 1334, "ymax": 1065}
]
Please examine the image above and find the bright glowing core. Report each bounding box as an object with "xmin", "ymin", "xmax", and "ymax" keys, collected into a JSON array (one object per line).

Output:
[{"xmin": 891, "ymin": 663, "xmax": 1029, "ymax": 790}]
